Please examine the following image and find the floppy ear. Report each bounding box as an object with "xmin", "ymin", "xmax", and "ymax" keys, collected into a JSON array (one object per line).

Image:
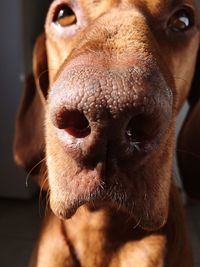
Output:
[
  {"xmin": 177, "ymin": 49, "xmax": 200, "ymax": 199},
  {"xmin": 14, "ymin": 33, "xmax": 48, "ymax": 185}
]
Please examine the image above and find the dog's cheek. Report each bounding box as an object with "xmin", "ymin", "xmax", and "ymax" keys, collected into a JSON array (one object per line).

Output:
[
  {"xmin": 138, "ymin": 170, "xmax": 171, "ymax": 231},
  {"xmin": 135, "ymin": 130, "xmax": 174, "ymax": 230},
  {"xmin": 45, "ymin": 117, "xmax": 72, "ymax": 215}
]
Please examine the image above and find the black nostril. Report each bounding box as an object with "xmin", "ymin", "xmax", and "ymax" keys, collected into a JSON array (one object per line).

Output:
[
  {"xmin": 126, "ymin": 114, "xmax": 158, "ymax": 144},
  {"xmin": 55, "ymin": 109, "xmax": 91, "ymax": 138}
]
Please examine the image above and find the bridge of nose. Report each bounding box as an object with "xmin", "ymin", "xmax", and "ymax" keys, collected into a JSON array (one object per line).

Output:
[{"xmin": 49, "ymin": 66, "xmax": 149, "ymax": 121}]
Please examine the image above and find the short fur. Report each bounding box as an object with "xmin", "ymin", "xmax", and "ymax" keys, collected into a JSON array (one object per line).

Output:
[{"xmin": 14, "ymin": 0, "xmax": 200, "ymax": 266}]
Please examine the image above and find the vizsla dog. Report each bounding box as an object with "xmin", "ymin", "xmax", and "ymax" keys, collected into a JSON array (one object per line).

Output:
[{"xmin": 14, "ymin": 0, "xmax": 200, "ymax": 266}]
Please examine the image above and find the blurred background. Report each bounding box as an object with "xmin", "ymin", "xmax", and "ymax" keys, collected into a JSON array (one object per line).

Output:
[
  {"xmin": 0, "ymin": 0, "xmax": 50, "ymax": 198},
  {"xmin": 0, "ymin": 2, "xmax": 50, "ymax": 266},
  {"xmin": 0, "ymin": 1, "xmax": 200, "ymax": 267}
]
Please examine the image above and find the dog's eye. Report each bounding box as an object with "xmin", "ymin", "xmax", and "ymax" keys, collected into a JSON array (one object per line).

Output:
[
  {"xmin": 168, "ymin": 8, "xmax": 194, "ymax": 32},
  {"xmin": 54, "ymin": 5, "xmax": 77, "ymax": 27}
]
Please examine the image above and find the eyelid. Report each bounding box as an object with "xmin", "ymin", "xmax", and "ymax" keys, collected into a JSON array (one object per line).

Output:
[{"xmin": 46, "ymin": 1, "xmax": 87, "ymax": 39}]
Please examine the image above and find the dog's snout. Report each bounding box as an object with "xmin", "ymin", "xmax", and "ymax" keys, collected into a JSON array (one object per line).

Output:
[{"xmin": 49, "ymin": 65, "xmax": 172, "ymax": 163}]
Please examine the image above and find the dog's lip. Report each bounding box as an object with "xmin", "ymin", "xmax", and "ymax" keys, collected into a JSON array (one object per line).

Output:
[
  {"xmin": 50, "ymin": 191, "xmax": 104, "ymax": 220},
  {"xmin": 54, "ymin": 200, "xmax": 108, "ymax": 221},
  {"xmin": 54, "ymin": 201, "xmax": 86, "ymax": 220}
]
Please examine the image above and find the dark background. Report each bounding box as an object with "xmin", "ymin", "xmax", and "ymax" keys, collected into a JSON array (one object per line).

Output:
[{"xmin": 0, "ymin": 0, "xmax": 50, "ymax": 198}]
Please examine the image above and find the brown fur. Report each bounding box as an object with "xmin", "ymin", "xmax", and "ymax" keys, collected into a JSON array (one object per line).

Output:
[{"xmin": 14, "ymin": 0, "xmax": 200, "ymax": 266}]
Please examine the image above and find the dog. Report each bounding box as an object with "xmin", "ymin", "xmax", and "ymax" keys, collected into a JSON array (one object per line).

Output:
[{"xmin": 14, "ymin": 0, "xmax": 200, "ymax": 266}]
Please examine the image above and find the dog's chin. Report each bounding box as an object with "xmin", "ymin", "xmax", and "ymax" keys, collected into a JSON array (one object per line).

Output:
[
  {"xmin": 49, "ymin": 181, "xmax": 168, "ymax": 232},
  {"xmin": 50, "ymin": 197, "xmax": 85, "ymax": 220},
  {"xmin": 49, "ymin": 185, "xmax": 112, "ymax": 220}
]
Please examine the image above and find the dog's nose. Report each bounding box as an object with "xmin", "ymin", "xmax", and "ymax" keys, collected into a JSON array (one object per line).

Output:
[
  {"xmin": 54, "ymin": 109, "xmax": 91, "ymax": 138},
  {"xmin": 53, "ymin": 108, "xmax": 158, "ymax": 146},
  {"xmin": 49, "ymin": 66, "xmax": 171, "ymax": 163}
]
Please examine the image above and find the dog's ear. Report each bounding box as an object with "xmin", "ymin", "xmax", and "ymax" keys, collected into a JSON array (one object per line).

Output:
[
  {"xmin": 178, "ymin": 50, "xmax": 200, "ymax": 199},
  {"xmin": 14, "ymin": 33, "xmax": 48, "ymax": 178}
]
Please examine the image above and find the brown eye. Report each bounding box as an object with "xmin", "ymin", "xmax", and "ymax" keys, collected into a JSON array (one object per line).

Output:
[
  {"xmin": 168, "ymin": 9, "xmax": 194, "ymax": 32},
  {"xmin": 54, "ymin": 5, "xmax": 77, "ymax": 27}
]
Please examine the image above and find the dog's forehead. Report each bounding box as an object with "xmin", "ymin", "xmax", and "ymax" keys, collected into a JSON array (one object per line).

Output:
[
  {"xmin": 67, "ymin": 0, "xmax": 195, "ymax": 9},
  {"xmin": 50, "ymin": 0, "xmax": 197, "ymax": 19},
  {"xmin": 48, "ymin": 0, "xmax": 198, "ymax": 23},
  {"xmin": 51, "ymin": 0, "xmax": 195, "ymax": 8}
]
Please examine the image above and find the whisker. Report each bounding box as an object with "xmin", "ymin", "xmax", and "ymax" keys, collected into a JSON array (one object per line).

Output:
[
  {"xmin": 38, "ymin": 174, "xmax": 49, "ymax": 217},
  {"xmin": 25, "ymin": 157, "xmax": 46, "ymax": 187},
  {"xmin": 132, "ymin": 216, "xmax": 142, "ymax": 229},
  {"xmin": 45, "ymin": 189, "xmax": 51, "ymax": 217},
  {"xmin": 38, "ymin": 69, "xmax": 49, "ymax": 79},
  {"xmin": 176, "ymin": 148, "xmax": 200, "ymax": 160},
  {"xmin": 36, "ymin": 67, "xmax": 57, "ymax": 86}
]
